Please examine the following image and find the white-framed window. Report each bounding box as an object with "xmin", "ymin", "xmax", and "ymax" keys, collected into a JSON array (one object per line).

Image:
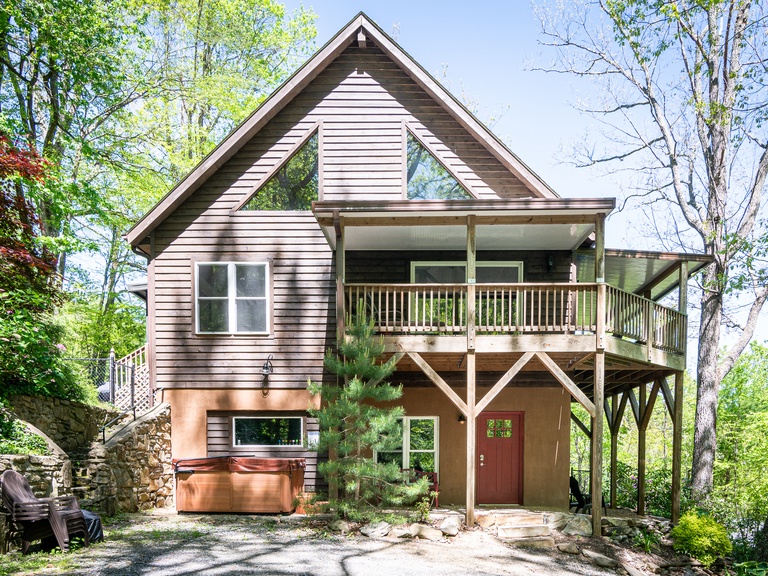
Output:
[
  {"xmin": 233, "ymin": 416, "xmax": 303, "ymax": 447},
  {"xmin": 410, "ymin": 261, "xmax": 524, "ymax": 284},
  {"xmin": 376, "ymin": 416, "xmax": 439, "ymax": 472},
  {"xmin": 196, "ymin": 262, "xmax": 269, "ymax": 334}
]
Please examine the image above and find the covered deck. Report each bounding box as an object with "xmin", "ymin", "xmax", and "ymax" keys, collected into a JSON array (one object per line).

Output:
[{"xmin": 313, "ymin": 198, "xmax": 710, "ymax": 533}]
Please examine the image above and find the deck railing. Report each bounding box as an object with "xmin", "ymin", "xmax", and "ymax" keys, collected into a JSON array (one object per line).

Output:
[{"xmin": 344, "ymin": 283, "xmax": 686, "ymax": 355}]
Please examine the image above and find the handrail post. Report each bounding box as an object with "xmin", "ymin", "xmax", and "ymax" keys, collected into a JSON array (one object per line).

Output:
[
  {"xmin": 130, "ymin": 364, "xmax": 136, "ymax": 419},
  {"xmin": 645, "ymin": 300, "xmax": 654, "ymax": 361},
  {"xmin": 109, "ymin": 348, "xmax": 116, "ymax": 404}
]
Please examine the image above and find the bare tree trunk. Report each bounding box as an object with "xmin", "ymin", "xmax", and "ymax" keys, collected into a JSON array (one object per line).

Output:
[{"xmin": 692, "ymin": 264, "xmax": 723, "ymax": 498}]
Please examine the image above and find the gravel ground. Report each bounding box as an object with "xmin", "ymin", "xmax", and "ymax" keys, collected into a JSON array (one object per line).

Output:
[{"xmin": 32, "ymin": 510, "xmax": 622, "ymax": 576}]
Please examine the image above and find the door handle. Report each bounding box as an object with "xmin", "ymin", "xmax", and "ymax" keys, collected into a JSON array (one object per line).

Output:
[{"xmin": 479, "ymin": 454, "xmax": 484, "ymax": 467}]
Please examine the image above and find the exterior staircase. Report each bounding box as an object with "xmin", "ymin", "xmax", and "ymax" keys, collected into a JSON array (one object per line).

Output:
[{"xmin": 485, "ymin": 511, "xmax": 556, "ymax": 548}]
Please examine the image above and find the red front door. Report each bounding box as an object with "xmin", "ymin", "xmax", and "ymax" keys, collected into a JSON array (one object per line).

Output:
[{"xmin": 477, "ymin": 411, "xmax": 523, "ymax": 504}]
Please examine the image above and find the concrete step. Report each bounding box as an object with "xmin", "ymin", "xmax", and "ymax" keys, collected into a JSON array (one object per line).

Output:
[
  {"xmin": 507, "ymin": 536, "xmax": 556, "ymax": 549},
  {"xmin": 497, "ymin": 523, "xmax": 552, "ymax": 540},
  {"xmin": 495, "ymin": 512, "xmax": 545, "ymax": 526}
]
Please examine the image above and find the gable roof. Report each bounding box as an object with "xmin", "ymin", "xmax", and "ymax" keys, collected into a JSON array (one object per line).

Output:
[{"xmin": 125, "ymin": 12, "xmax": 559, "ymax": 248}]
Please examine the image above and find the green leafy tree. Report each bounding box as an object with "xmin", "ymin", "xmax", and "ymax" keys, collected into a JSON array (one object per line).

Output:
[
  {"xmin": 537, "ymin": 0, "xmax": 768, "ymax": 502},
  {"xmin": 0, "ymin": 133, "xmax": 84, "ymax": 400},
  {"xmin": 309, "ymin": 311, "xmax": 427, "ymax": 518}
]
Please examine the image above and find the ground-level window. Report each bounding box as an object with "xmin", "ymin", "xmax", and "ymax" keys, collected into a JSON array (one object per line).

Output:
[
  {"xmin": 233, "ymin": 417, "xmax": 303, "ymax": 447},
  {"xmin": 196, "ymin": 262, "xmax": 269, "ymax": 334},
  {"xmin": 377, "ymin": 417, "xmax": 438, "ymax": 472}
]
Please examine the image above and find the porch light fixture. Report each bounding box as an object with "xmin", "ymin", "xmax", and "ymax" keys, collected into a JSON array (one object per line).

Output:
[
  {"xmin": 458, "ymin": 414, "xmax": 466, "ymax": 424},
  {"xmin": 262, "ymin": 354, "xmax": 274, "ymax": 376}
]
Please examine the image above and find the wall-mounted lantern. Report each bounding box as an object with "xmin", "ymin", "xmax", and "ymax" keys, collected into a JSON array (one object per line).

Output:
[{"xmin": 262, "ymin": 354, "xmax": 274, "ymax": 376}]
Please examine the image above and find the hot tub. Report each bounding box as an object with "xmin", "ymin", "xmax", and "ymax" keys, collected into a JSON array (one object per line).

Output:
[{"xmin": 173, "ymin": 457, "xmax": 305, "ymax": 513}]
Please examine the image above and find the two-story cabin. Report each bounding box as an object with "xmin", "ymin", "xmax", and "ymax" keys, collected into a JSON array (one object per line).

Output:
[{"xmin": 126, "ymin": 13, "xmax": 709, "ymax": 532}]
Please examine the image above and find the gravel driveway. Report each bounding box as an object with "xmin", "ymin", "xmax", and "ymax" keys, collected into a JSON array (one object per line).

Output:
[{"xmin": 45, "ymin": 510, "xmax": 618, "ymax": 576}]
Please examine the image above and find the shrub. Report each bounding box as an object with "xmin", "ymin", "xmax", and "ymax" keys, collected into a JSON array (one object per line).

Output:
[
  {"xmin": 671, "ymin": 511, "xmax": 732, "ymax": 567},
  {"xmin": 0, "ymin": 408, "xmax": 49, "ymax": 455}
]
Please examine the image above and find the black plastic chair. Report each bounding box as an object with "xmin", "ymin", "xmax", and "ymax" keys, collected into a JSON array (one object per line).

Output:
[{"xmin": 1, "ymin": 470, "xmax": 90, "ymax": 553}]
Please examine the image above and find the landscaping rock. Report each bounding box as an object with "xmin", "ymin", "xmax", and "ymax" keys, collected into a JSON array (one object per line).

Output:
[
  {"xmin": 621, "ymin": 561, "xmax": 647, "ymax": 576},
  {"xmin": 476, "ymin": 514, "xmax": 496, "ymax": 528},
  {"xmin": 497, "ymin": 524, "xmax": 551, "ymax": 540},
  {"xmin": 409, "ymin": 523, "xmax": 443, "ymax": 541},
  {"xmin": 390, "ymin": 526, "xmax": 411, "ymax": 538},
  {"xmin": 360, "ymin": 521, "xmax": 391, "ymax": 538},
  {"xmin": 557, "ymin": 543, "xmax": 580, "ymax": 554},
  {"xmin": 328, "ymin": 519, "xmax": 350, "ymax": 534},
  {"xmin": 545, "ymin": 512, "xmax": 570, "ymax": 531},
  {"xmin": 439, "ymin": 515, "xmax": 462, "ymax": 536},
  {"xmin": 582, "ymin": 549, "xmax": 619, "ymax": 568},
  {"xmin": 561, "ymin": 515, "xmax": 593, "ymax": 536}
]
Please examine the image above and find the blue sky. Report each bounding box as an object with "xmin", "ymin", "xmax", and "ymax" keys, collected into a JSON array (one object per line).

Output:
[{"xmin": 281, "ymin": 1, "xmax": 629, "ymax": 240}]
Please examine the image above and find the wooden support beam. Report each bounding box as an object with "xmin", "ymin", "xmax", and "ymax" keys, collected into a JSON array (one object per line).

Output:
[
  {"xmin": 627, "ymin": 390, "xmax": 640, "ymax": 426},
  {"xmin": 639, "ymin": 380, "xmax": 661, "ymax": 431},
  {"xmin": 475, "ymin": 352, "xmax": 535, "ymax": 413},
  {"xmin": 660, "ymin": 377, "xmax": 675, "ymax": 420},
  {"xmin": 571, "ymin": 412, "xmax": 591, "ymax": 439},
  {"xmin": 406, "ymin": 352, "xmax": 468, "ymax": 416},
  {"xmin": 592, "ymin": 350, "xmax": 605, "ymax": 536},
  {"xmin": 466, "ymin": 350, "xmax": 476, "ymax": 527},
  {"xmin": 671, "ymin": 372, "xmax": 684, "ymax": 523},
  {"xmin": 536, "ymin": 352, "xmax": 595, "ymax": 417}
]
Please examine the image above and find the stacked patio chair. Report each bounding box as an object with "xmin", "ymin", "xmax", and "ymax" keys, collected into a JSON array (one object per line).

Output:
[{"xmin": 1, "ymin": 469, "xmax": 90, "ymax": 554}]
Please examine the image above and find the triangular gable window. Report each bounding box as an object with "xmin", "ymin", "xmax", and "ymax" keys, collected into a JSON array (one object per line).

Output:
[
  {"xmin": 406, "ymin": 131, "xmax": 471, "ymax": 200},
  {"xmin": 241, "ymin": 132, "xmax": 318, "ymax": 211}
]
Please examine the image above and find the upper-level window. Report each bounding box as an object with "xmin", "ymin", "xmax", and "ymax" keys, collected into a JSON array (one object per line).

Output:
[
  {"xmin": 406, "ymin": 131, "xmax": 471, "ymax": 200},
  {"xmin": 240, "ymin": 131, "xmax": 318, "ymax": 210},
  {"xmin": 196, "ymin": 262, "xmax": 268, "ymax": 334},
  {"xmin": 411, "ymin": 261, "xmax": 523, "ymax": 283}
]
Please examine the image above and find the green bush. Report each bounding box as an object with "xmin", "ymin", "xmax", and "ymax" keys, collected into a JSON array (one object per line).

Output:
[
  {"xmin": 734, "ymin": 561, "xmax": 768, "ymax": 576},
  {"xmin": 0, "ymin": 408, "xmax": 49, "ymax": 455},
  {"xmin": 671, "ymin": 511, "xmax": 732, "ymax": 567}
]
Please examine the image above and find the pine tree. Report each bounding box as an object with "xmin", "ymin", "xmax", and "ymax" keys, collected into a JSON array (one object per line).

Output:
[{"xmin": 309, "ymin": 309, "xmax": 427, "ymax": 517}]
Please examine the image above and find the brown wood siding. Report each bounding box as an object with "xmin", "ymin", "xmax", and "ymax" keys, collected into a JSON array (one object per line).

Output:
[
  {"xmin": 206, "ymin": 411, "xmax": 327, "ymax": 494},
  {"xmin": 159, "ymin": 43, "xmax": 533, "ymax": 218},
  {"xmin": 151, "ymin": 214, "xmax": 335, "ymax": 390}
]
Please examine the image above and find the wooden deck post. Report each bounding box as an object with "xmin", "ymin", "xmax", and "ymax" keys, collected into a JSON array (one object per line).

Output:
[
  {"xmin": 466, "ymin": 214, "xmax": 477, "ymax": 527},
  {"xmin": 671, "ymin": 262, "xmax": 687, "ymax": 523},
  {"xmin": 592, "ymin": 220, "xmax": 606, "ymax": 536},
  {"xmin": 609, "ymin": 395, "xmax": 618, "ymax": 509},
  {"xmin": 637, "ymin": 382, "xmax": 647, "ymax": 516},
  {"xmin": 330, "ymin": 212, "xmax": 344, "ymax": 501},
  {"xmin": 592, "ymin": 350, "xmax": 605, "ymax": 536},
  {"xmin": 466, "ymin": 350, "xmax": 476, "ymax": 527},
  {"xmin": 671, "ymin": 372, "xmax": 684, "ymax": 523}
]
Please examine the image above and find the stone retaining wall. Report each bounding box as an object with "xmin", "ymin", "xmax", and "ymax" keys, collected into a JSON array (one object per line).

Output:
[
  {"xmin": 8, "ymin": 395, "xmax": 121, "ymax": 454},
  {"xmin": 78, "ymin": 403, "xmax": 173, "ymax": 515},
  {"xmin": 2, "ymin": 397, "xmax": 173, "ymax": 517}
]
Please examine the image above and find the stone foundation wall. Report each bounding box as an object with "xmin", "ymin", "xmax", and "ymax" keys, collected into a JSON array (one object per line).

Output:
[
  {"xmin": 78, "ymin": 403, "xmax": 173, "ymax": 514},
  {"xmin": 0, "ymin": 453, "xmax": 71, "ymax": 498},
  {"xmin": 8, "ymin": 396, "xmax": 120, "ymax": 454}
]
